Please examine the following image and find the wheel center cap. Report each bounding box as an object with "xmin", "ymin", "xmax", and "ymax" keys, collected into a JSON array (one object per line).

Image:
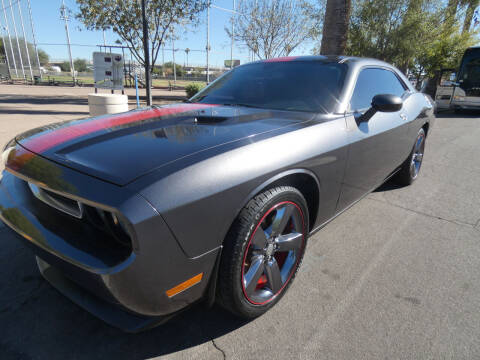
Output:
[{"xmin": 265, "ymin": 243, "xmax": 275, "ymax": 257}]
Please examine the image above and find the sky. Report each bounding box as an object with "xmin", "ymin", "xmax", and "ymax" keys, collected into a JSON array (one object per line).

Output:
[{"xmin": 22, "ymin": 0, "xmax": 317, "ymax": 68}]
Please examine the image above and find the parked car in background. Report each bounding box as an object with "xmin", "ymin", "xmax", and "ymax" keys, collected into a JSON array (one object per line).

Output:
[{"xmin": 0, "ymin": 56, "xmax": 434, "ymax": 332}]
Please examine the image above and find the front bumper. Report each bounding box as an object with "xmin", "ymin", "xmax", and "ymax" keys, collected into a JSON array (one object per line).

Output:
[{"xmin": 0, "ymin": 146, "xmax": 219, "ymax": 331}]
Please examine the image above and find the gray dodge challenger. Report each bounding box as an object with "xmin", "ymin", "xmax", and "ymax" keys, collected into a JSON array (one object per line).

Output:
[{"xmin": 0, "ymin": 56, "xmax": 434, "ymax": 331}]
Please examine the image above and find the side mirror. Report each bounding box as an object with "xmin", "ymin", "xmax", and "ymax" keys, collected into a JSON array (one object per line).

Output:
[
  {"xmin": 372, "ymin": 94, "xmax": 403, "ymax": 112},
  {"xmin": 359, "ymin": 94, "xmax": 403, "ymax": 123}
]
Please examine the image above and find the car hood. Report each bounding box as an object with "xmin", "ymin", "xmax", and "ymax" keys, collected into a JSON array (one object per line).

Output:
[{"xmin": 16, "ymin": 103, "xmax": 314, "ymax": 185}]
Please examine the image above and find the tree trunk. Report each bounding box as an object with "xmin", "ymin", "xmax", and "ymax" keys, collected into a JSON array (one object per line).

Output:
[
  {"xmin": 463, "ymin": 0, "xmax": 480, "ymax": 33},
  {"xmin": 320, "ymin": 0, "xmax": 352, "ymax": 55}
]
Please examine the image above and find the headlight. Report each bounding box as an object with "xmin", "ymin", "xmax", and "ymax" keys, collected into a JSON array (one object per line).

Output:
[{"xmin": 0, "ymin": 139, "xmax": 16, "ymax": 180}]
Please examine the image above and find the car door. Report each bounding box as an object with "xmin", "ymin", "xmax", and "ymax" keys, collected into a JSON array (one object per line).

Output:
[
  {"xmin": 435, "ymin": 69, "xmax": 457, "ymax": 110},
  {"xmin": 336, "ymin": 67, "xmax": 412, "ymax": 211}
]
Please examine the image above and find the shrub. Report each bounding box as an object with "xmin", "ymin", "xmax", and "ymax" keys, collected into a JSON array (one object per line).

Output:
[{"xmin": 185, "ymin": 83, "xmax": 205, "ymax": 98}]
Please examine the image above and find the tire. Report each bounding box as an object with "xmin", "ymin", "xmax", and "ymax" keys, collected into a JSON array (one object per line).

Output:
[
  {"xmin": 217, "ymin": 186, "xmax": 309, "ymax": 318},
  {"xmin": 394, "ymin": 128, "xmax": 426, "ymax": 186}
]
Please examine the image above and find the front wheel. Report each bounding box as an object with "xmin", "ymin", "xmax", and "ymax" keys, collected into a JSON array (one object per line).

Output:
[
  {"xmin": 395, "ymin": 128, "xmax": 426, "ymax": 186},
  {"xmin": 217, "ymin": 186, "xmax": 309, "ymax": 318}
]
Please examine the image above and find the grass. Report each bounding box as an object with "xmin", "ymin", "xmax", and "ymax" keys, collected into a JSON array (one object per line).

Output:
[
  {"xmin": 152, "ymin": 79, "xmax": 206, "ymax": 88},
  {"xmin": 10, "ymin": 74, "xmax": 206, "ymax": 89}
]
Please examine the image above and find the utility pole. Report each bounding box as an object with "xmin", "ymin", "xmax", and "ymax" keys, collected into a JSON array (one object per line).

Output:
[
  {"xmin": 206, "ymin": 1, "xmax": 210, "ymax": 84},
  {"xmin": 60, "ymin": 0, "xmax": 75, "ymax": 84},
  {"xmin": 17, "ymin": 2, "xmax": 33, "ymax": 80},
  {"xmin": 9, "ymin": 0, "xmax": 25, "ymax": 79},
  {"xmin": 230, "ymin": 0, "xmax": 235, "ymax": 69},
  {"xmin": 1, "ymin": 0, "xmax": 17, "ymax": 77},
  {"xmin": 162, "ymin": 42, "xmax": 165, "ymax": 69},
  {"xmin": 27, "ymin": 0, "xmax": 42, "ymax": 79},
  {"xmin": 141, "ymin": 0, "xmax": 152, "ymax": 106},
  {"xmin": 171, "ymin": 28, "xmax": 176, "ymax": 88},
  {"xmin": 185, "ymin": 48, "xmax": 190, "ymax": 68}
]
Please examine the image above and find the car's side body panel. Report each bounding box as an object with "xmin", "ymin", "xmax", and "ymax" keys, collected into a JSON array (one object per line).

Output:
[
  {"xmin": 337, "ymin": 92, "xmax": 431, "ymax": 210},
  {"xmin": 130, "ymin": 115, "xmax": 349, "ymax": 258}
]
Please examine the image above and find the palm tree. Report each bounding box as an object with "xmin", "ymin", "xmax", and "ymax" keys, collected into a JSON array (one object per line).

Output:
[
  {"xmin": 320, "ymin": 0, "xmax": 352, "ymax": 55},
  {"xmin": 462, "ymin": 0, "xmax": 480, "ymax": 33}
]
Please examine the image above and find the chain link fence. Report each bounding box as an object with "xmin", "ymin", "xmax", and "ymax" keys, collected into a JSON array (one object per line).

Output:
[{"xmin": 1, "ymin": 0, "xmax": 42, "ymax": 81}]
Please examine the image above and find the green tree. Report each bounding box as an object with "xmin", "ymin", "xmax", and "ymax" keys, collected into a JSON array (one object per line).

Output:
[
  {"xmin": 462, "ymin": 0, "xmax": 480, "ymax": 33},
  {"xmin": 74, "ymin": 58, "xmax": 88, "ymax": 72},
  {"xmin": 38, "ymin": 49, "xmax": 49, "ymax": 66},
  {"xmin": 162, "ymin": 61, "xmax": 184, "ymax": 77},
  {"xmin": 347, "ymin": 0, "xmax": 477, "ymax": 78},
  {"xmin": 75, "ymin": 0, "xmax": 207, "ymax": 72},
  {"xmin": 60, "ymin": 61, "xmax": 71, "ymax": 72},
  {"xmin": 0, "ymin": 37, "xmax": 50, "ymax": 67}
]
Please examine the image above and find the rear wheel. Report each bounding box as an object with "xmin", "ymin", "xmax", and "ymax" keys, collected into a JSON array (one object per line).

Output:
[
  {"xmin": 395, "ymin": 128, "xmax": 426, "ymax": 186},
  {"xmin": 217, "ymin": 186, "xmax": 308, "ymax": 318}
]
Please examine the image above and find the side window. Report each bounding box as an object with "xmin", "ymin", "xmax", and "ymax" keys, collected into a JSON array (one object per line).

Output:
[{"xmin": 350, "ymin": 68, "xmax": 407, "ymax": 111}]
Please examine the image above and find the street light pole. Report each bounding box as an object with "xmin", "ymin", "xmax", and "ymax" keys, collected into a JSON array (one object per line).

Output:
[
  {"xmin": 172, "ymin": 29, "xmax": 176, "ymax": 88},
  {"xmin": 1, "ymin": 0, "xmax": 17, "ymax": 77},
  {"xmin": 60, "ymin": 0, "xmax": 75, "ymax": 85},
  {"xmin": 206, "ymin": 1, "xmax": 210, "ymax": 84},
  {"xmin": 230, "ymin": 0, "xmax": 235, "ymax": 69},
  {"xmin": 17, "ymin": 2, "xmax": 34, "ymax": 80},
  {"xmin": 9, "ymin": 0, "xmax": 26, "ymax": 79},
  {"xmin": 141, "ymin": 0, "xmax": 152, "ymax": 106},
  {"xmin": 27, "ymin": 0, "xmax": 42, "ymax": 79}
]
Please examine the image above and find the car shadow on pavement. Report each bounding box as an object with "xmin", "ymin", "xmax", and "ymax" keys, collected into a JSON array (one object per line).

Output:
[
  {"xmin": 0, "ymin": 227, "xmax": 249, "ymax": 360},
  {"xmin": 374, "ymin": 179, "xmax": 403, "ymax": 192},
  {"xmin": 435, "ymin": 109, "xmax": 480, "ymax": 118},
  {"xmin": 0, "ymin": 95, "xmax": 90, "ymax": 106},
  {"xmin": 0, "ymin": 109, "xmax": 89, "ymax": 116}
]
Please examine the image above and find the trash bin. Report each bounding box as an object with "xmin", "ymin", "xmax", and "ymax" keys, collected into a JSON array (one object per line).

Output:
[
  {"xmin": 88, "ymin": 93, "xmax": 129, "ymax": 116},
  {"xmin": 33, "ymin": 75, "xmax": 40, "ymax": 85}
]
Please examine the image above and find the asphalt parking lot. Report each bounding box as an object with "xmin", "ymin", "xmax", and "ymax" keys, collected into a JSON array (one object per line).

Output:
[{"xmin": 1, "ymin": 86, "xmax": 480, "ymax": 359}]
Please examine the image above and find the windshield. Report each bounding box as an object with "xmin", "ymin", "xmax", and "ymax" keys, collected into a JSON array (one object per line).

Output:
[
  {"xmin": 459, "ymin": 48, "xmax": 480, "ymax": 86},
  {"xmin": 190, "ymin": 61, "xmax": 347, "ymax": 113}
]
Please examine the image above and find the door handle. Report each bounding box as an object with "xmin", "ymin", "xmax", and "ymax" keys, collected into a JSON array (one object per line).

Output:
[{"xmin": 400, "ymin": 113, "xmax": 408, "ymax": 121}]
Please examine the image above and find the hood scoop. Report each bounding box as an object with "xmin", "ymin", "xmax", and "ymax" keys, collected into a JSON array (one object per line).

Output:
[{"xmin": 194, "ymin": 116, "xmax": 229, "ymax": 124}]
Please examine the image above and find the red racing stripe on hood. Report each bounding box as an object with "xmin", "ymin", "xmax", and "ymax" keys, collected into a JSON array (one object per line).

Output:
[{"xmin": 21, "ymin": 103, "xmax": 218, "ymax": 154}]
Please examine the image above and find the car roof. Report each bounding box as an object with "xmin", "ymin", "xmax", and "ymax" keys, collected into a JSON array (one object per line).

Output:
[{"xmin": 246, "ymin": 55, "xmax": 394, "ymax": 69}]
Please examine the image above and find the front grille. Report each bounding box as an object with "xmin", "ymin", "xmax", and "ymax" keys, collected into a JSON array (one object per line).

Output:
[
  {"xmin": 25, "ymin": 180, "xmax": 134, "ymax": 263},
  {"xmin": 28, "ymin": 182, "xmax": 84, "ymax": 218}
]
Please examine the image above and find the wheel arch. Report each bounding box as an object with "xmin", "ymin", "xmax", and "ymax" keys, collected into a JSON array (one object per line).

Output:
[
  {"xmin": 422, "ymin": 122, "xmax": 430, "ymax": 136},
  {"xmin": 241, "ymin": 169, "xmax": 320, "ymax": 232}
]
